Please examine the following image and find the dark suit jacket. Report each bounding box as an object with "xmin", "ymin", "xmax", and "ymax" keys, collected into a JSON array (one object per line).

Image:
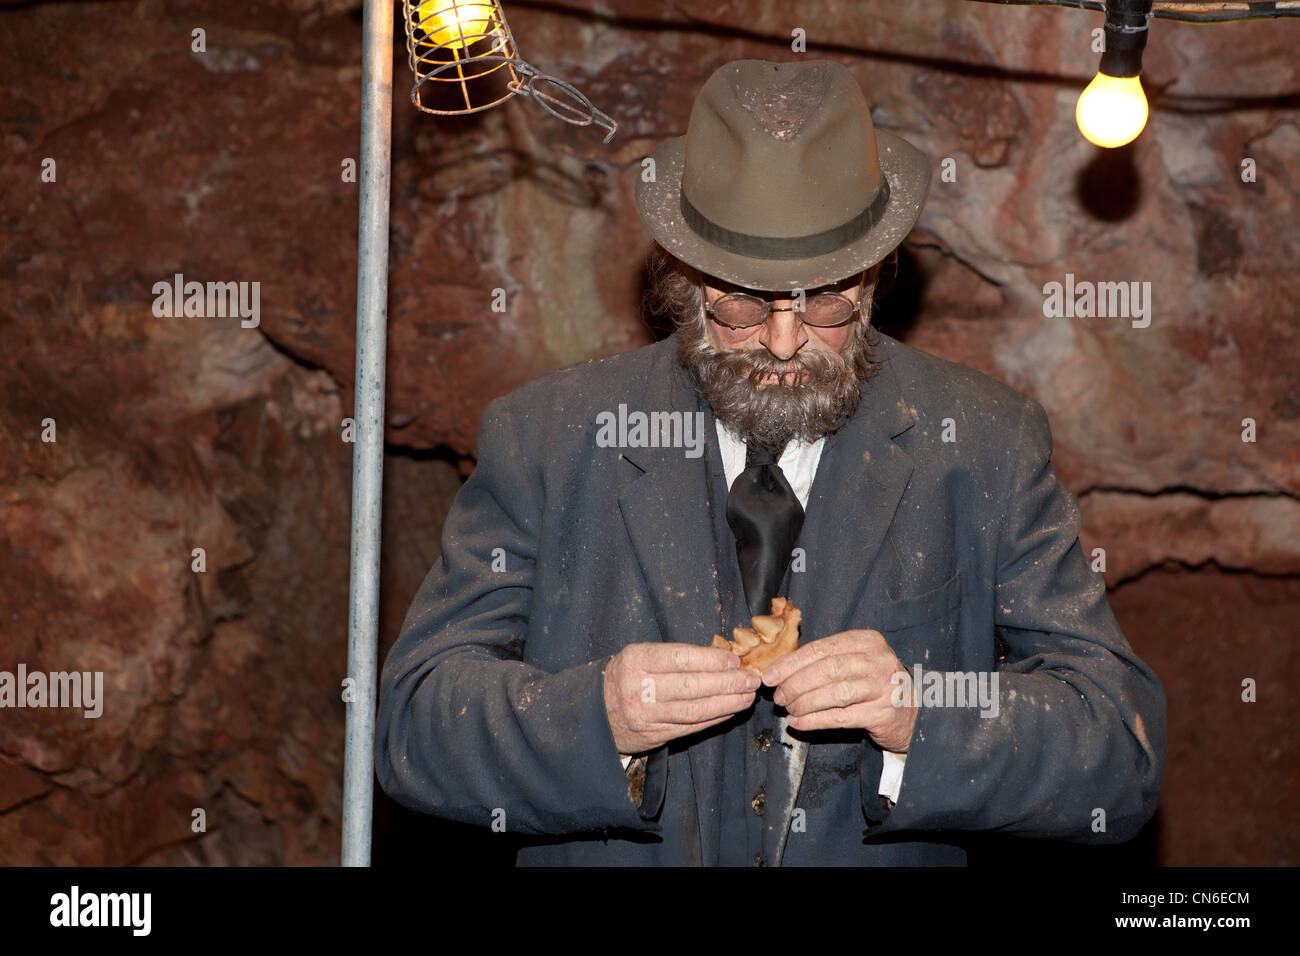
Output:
[{"xmin": 375, "ymin": 330, "xmax": 1167, "ymax": 865}]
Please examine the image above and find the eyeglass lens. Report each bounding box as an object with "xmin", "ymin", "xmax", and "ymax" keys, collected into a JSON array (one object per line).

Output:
[{"xmin": 712, "ymin": 292, "xmax": 855, "ymax": 327}]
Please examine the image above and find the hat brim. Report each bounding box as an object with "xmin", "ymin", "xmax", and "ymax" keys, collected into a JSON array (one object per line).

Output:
[{"xmin": 635, "ymin": 129, "xmax": 931, "ymax": 291}]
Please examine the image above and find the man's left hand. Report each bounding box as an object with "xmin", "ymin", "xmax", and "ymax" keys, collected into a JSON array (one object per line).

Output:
[{"xmin": 761, "ymin": 629, "xmax": 917, "ymax": 753}]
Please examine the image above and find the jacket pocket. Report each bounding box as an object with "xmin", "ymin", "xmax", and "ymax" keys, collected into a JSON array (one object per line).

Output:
[{"xmin": 857, "ymin": 570, "xmax": 962, "ymax": 633}]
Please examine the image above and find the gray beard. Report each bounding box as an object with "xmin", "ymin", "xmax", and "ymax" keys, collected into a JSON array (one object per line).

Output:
[{"xmin": 674, "ymin": 308, "xmax": 877, "ymax": 455}]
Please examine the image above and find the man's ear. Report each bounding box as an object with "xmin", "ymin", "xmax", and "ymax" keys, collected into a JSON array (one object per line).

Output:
[{"xmin": 872, "ymin": 249, "xmax": 900, "ymax": 298}]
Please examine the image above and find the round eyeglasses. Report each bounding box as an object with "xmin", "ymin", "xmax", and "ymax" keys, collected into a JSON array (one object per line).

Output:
[{"xmin": 701, "ymin": 275, "xmax": 867, "ymax": 329}]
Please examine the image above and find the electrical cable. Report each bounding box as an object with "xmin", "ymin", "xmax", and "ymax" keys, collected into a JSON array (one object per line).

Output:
[{"xmin": 967, "ymin": 0, "xmax": 1299, "ymax": 22}]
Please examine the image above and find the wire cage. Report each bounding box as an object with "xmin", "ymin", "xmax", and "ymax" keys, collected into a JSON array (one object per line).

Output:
[{"xmin": 401, "ymin": 0, "xmax": 617, "ymax": 142}]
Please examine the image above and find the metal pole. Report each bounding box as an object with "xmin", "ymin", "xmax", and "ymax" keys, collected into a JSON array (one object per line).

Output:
[{"xmin": 342, "ymin": 0, "xmax": 393, "ymax": 867}]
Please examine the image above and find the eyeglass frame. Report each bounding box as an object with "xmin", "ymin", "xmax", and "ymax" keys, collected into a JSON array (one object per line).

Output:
[{"xmin": 700, "ymin": 272, "xmax": 870, "ymax": 329}]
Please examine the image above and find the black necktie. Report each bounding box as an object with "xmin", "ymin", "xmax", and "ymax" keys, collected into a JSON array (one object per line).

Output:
[{"xmin": 726, "ymin": 441, "xmax": 805, "ymax": 617}]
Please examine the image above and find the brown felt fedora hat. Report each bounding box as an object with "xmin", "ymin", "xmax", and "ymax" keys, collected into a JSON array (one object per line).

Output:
[{"xmin": 636, "ymin": 58, "xmax": 931, "ymax": 292}]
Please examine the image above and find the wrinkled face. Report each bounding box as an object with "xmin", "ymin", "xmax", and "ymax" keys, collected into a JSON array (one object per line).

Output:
[
  {"xmin": 701, "ymin": 275, "xmax": 864, "ymax": 382},
  {"xmin": 669, "ymin": 267, "xmax": 881, "ymax": 454}
]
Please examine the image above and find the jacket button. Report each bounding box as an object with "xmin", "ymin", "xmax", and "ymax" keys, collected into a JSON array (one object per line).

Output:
[
  {"xmin": 753, "ymin": 730, "xmax": 772, "ymax": 752},
  {"xmin": 751, "ymin": 786, "xmax": 765, "ymax": 816}
]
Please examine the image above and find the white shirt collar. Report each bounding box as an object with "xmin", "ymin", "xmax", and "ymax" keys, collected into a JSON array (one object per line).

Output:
[{"xmin": 713, "ymin": 418, "xmax": 826, "ymax": 510}]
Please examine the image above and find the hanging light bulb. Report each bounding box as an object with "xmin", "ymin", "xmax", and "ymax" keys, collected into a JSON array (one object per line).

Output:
[
  {"xmin": 1076, "ymin": 0, "xmax": 1153, "ymax": 148},
  {"xmin": 414, "ymin": 1, "xmax": 498, "ymax": 52},
  {"xmin": 1077, "ymin": 72, "xmax": 1148, "ymax": 148}
]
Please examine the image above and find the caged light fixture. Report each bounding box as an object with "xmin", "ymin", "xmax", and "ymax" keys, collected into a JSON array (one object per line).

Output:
[{"xmin": 401, "ymin": 0, "xmax": 618, "ymax": 142}]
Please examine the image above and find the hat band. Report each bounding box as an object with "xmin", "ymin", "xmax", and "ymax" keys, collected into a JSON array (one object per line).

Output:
[{"xmin": 679, "ymin": 176, "xmax": 891, "ymax": 261}]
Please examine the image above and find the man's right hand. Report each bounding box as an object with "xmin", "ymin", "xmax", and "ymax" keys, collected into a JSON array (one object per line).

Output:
[{"xmin": 603, "ymin": 642, "xmax": 761, "ymax": 755}]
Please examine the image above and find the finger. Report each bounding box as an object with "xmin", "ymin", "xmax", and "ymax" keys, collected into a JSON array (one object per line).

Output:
[
  {"xmin": 648, "ymin": 711, "xmax": 743, "ymax": 744},
  {"xmin": 785, "ymin": 700, "xmax": 875, "ymax": 732},
  {"xmin": 649, "ymin": 669, "xmax": 762, "ymax": 703},
  {"xmin": 761, "ymin": 630, "xmax": 886, "ymax": 685},
  {"xmin": 771, "ymin": 652, "xmax": 877, "ymax": 707},
  {"xmin": 641, "ymin": 642, "xmax": 741, "ymax": 673},
  {"xmin": 656, "ymin": 692, "xmax": 758, "ymax": 724},
  {"xmin": 782, "ymin": 677, "xmax": 891, "ymax": 718}
]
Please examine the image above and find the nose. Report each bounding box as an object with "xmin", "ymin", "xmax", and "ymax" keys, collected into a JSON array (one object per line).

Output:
[{"xmin": 759, "ymin": 296, "xmax": 808, "ymax": 361}]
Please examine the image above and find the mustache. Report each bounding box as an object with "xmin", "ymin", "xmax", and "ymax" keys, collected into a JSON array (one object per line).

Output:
[
  {"xmin": 678, "ymin": 327, "xmax": 868, "ymax": 451},
  {"xmin": 702, "ymin": 341, "xmax": 852, "ymax": 386}
]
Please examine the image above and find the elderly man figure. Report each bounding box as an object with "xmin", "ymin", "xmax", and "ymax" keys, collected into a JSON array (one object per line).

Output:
[{"xmin": 375, "ymin": 58, "xmax": 1166, "ymax": 866}]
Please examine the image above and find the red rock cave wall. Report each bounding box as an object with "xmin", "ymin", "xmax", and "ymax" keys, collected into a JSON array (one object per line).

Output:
[{"xmin": 0, "ymin": 0, "xmax": 1295, "ymax": 865}]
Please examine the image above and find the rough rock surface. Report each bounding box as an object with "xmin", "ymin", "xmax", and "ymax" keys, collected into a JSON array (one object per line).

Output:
[{"xmin": 0, "ymin": 0, "xmax": 1295, "ymax": 865}]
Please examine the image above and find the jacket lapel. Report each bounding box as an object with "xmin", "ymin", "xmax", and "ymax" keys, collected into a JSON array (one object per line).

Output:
[
  {"xmin": 615, "ymin": 352, "xmax": 724, "ymax": 653},
  {"xmin": 785, "ymin": 339, "xmax": 918, "ymax": 640}
]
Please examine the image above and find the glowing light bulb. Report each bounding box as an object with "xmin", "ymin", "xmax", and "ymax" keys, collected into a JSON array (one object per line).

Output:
[
  {"xmin": 1076, "ymin": 72, "xmax": 1149, "ymax": 148},
  {"xmin": 415, "ymin": 1, "xmax": 496, "ymax": 51}
]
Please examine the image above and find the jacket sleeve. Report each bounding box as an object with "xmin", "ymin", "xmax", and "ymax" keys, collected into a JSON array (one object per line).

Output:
[
  {"xmin": 374, "ymin": 397, "xmax": 663, "ymax": 836},
  {"xmin": 865, "ymin": 398, "xmax": 1167, "ymax": 842}
]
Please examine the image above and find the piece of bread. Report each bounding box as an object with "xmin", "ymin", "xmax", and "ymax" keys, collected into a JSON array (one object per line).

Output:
[{"xmin": 711, "ymin": 596, "xmax": 801, "ymax": 672}]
